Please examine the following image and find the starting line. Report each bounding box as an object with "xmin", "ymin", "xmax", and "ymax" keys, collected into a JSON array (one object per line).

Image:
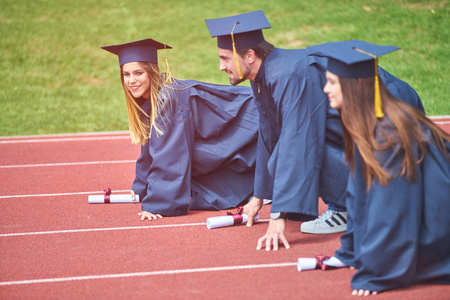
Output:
[
  {"xmin": 0, "ymin": 223, "xmax": 206, "ymax": 237},
  {"xmin": 0, "ymin": 190, "xmax": 131, "ymax": 199},
  {"xmin": 0, "ymin": 262, "xmax": 297, "ymax": 286},
  {"xmin": 0, "ymin": 220, "xmax": 270, "ymax": 237},
  {"xmin": 0, "ymin": 160, "xmax": 135, "ymax": 169}
]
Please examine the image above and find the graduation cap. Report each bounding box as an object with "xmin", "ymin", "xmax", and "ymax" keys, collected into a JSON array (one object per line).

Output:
[
  {"xmin": 101, "ymin": 38, "xmax": 172, "ymax": 66},
  {"xmin": 308, "ymin": 40, "xmax": 399, "ymax": 118},
  {"xmin": 205, "ymin": 10, "xmax": 271, "ymax": 79},
  {"xmin": 205, "ymin": 10, "xmax": 271, "ymax": 50}
]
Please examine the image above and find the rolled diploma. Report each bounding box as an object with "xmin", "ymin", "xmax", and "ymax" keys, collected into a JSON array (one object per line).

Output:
[
  {"xmin": 323, "ymin": 256, "xmax": 348, "ymax": 268},
  {"xmin": 297, "ymin": 256, "xmax": 347, "ymax": 271},
  {"xmin": 206, "ymin": 214, "xmax": 259, "ymax": 229},
  {"xmin": 297, "ymin": 258, "xmax": 318, "ymax": 271},
  {"xmin": 88, "ymin": 194, "xmax": 140, "ymax": 204}
]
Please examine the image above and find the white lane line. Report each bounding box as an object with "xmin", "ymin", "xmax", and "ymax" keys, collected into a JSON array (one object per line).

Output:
[
  {"xmin": 0, "ymin": 262, "xmax": 297, "ymax": 286},
  {"xmin": 0, "ymin": 131, "xmax": 130, "ymax": 140},
  {"xmin": 429, "ymin": 116, "xmax": 450, "ymax": 126},
  {"xmin": 0, "ymin": 223, "xmax": 206, "ymax": 237},
  {"xmin": 0, "ymin": 220, "xmax": 270, "ymax": 237},
  {"xmin": 0, "ymin": 135, "xmax": 131, "ymax": 144},
  {"xmin": 0, "ymin": 160, "xmax": 135, "ymax": 169},
  {"xmin": 0, "ymin": 190, "xmax": 131, "ymax": 199}
]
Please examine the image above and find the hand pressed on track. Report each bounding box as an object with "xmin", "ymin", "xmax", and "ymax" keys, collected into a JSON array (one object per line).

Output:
[
  {"xmin": 242, "ymin": 197, "xmax": 263, "ymax": 227},
  {"xmin": 256, "ymin": 218, "xmax": 290, "ymax": 251},
  {"xmin": 138, "ymin": 211, "xmax": 163, "ymax": 221}
]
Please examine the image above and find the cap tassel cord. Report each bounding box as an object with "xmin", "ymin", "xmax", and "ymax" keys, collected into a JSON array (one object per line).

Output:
[
  {"xmin": 354, "ymin": 48, "xmax": 384, "ymax": 118},
  {"xmin": 163, "ymin": 45, "xmax": 174, "ymax": 85},
  {"xmin": 231, "ymin": 22, "xmax": 244, "ymax": 79}
]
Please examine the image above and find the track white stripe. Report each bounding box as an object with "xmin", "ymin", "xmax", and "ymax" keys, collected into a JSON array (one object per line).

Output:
[
  {"xmin": 0, "ymin": 223, "xmax": 206, "ymax": 237},
  {"xmin": 0, "ymin": 190, "xmax": 131, "ymax": 199},
  {"xmin": 0, "ymin": 220, "xmax": 270, "ymax": 237},
  {"xmin": 0, "ymin": 160, "xmax": 135, "ymax": 169},
  {"xmin": 434, "ymin": 121, "xmax": 450, "ymax": 126},
  {"xmin": 0, "ymin": 135, "xmax": 131, "ymax": 144},
  {"xmin": 0, "ymin": 262, "xmax": 297, "ymax": 286}
]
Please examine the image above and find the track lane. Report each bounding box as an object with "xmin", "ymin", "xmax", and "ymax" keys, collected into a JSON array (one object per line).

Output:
[{"xmin": 1, "ymin": 120, "xmax": 449, "ymax": 299}]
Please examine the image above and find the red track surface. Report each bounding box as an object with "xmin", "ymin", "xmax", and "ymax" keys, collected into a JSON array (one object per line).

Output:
[{"xmin": 1, "ymin": 119, "xmax": 450, "ymax": 300}]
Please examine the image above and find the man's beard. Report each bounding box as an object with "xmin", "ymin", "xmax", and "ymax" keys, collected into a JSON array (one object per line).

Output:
[{"xmin": 229, "ymin": 70, "xmax": 247, "ymax": 86}]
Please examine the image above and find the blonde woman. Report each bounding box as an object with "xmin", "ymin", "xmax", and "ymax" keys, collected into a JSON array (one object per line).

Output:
[{"xmin": 102, "ymin": 39, "xmax": 258, "ymax": 220}]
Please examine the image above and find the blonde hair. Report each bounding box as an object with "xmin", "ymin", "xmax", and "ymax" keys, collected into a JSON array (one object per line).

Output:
[{"xmin": 120, "ymin": 62, "xmax": 173, "ymax": 145}]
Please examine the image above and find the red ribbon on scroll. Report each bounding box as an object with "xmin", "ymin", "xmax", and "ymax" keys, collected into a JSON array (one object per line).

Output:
[
  {"xmin": 103, "ymin": 188, "xmax": 112, "ymax": 203},
  {"xmin": 315, "ymin": 255, "xmax": 332, "ymax": 271},
  {"xmin": 226, "ymin": 206, "xmax": 245, "ymax": 224}
]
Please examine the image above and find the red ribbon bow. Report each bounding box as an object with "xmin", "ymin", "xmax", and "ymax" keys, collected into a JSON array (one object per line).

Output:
[
  {"xmin": 315, "ymin": 255, "xmax": 332, "ymax": 271},
  {"xmin": 103, "ymin": 188, "xmax": 112, "ymax": 203},
  {"xmin": 226, "ymin": 206, "xmax": 245, "ymax": 225}
]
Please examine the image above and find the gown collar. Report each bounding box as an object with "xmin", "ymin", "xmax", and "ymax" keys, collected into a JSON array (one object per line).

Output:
[{"xmin": 253, "ymin": 59, "xmax": 266, "ymax": 85}]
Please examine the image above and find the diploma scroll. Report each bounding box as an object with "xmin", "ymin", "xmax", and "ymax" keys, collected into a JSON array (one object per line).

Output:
[
  {"xmin": 297, "ymin": 255, "xmax": 348, "ymax": 271},
  {"xmin": 88, "ymin": 188, "xmax": 140, "ymax": 204},
  {"xmin": 206, "ymin": 213, "xmax": 259, "ymax": 229}
]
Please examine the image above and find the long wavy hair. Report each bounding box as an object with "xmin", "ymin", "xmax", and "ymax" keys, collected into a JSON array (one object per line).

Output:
[
  {"xmin": 338, "ymin": 76, "xmax": 450, "ymax": 188},
  {"xmin": 120, "ymin": 62, "xmax": 172, "ymax": 145}
]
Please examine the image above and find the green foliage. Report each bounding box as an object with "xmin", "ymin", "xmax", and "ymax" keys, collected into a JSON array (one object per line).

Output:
[{"xmin": 1, "ymin": 0, "xmax": 448, "ymax": 136}]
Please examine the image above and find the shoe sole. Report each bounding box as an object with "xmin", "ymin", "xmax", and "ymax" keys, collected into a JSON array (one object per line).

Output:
[{"xmin": 300, "ymin": 227, "xmax": 347, "ymax": 234}]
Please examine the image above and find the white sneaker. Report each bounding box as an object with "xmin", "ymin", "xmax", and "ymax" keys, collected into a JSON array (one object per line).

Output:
[
  {"xmin": 300, "ymin": 210, "xmax": 347, "ymax": 234},
  {"xmin": 263, "ymin": 199, "xmax": 272, "ymax": 205}
]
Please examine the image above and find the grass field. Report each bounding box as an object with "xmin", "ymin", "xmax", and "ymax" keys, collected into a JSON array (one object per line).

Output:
[{"xmin": 1, "ymin": 0, "xmax": 448, "ymax": 136}]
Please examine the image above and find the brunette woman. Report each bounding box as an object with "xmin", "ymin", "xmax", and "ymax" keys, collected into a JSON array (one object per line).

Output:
[{"xmin": 309, "ymin": 40, "xmax": 450, "ymax": 295}]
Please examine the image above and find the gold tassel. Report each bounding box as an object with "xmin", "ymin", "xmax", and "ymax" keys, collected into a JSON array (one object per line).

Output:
[
  {"xmin": 231, "ymin": 22, "xmax": 244, "ymax": 79},
  {"xmin": 163, "ymin": 45, "xmax": 174, "ymax": 85},
  {"xmin": 373, "ymin": 57, "xmax": 384, "ymax": 118},
  {"xmin": 354, "ymin": 48, "xmax": 384, "ymax": 118}
]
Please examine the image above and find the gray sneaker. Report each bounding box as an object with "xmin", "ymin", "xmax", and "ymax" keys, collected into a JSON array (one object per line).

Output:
[{"xmin": 300, "ymin": 210, "xmax": 347, "ymax": 234}]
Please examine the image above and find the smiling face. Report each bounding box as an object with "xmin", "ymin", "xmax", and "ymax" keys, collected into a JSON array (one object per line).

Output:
[
  {"xmin": 218, "ymin": 48, "xmax": 249, "ymax": 86},
  {"xmin": 323, "ymin": 71, "xmax": 344, "ymax": 109},
  {"xmin": 122, "ymin": 62, "xmax": 151, "ymax": 99}
]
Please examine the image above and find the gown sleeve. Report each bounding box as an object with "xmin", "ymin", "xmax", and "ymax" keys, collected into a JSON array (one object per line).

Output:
[
  {"xmin": 338, "ymin": 121, "xmax": 450, "ymax": 292},
  {"xmin": 131, "ymin": 142, "xmax": 150, "ymax": 199},
  {"xmin": 349, "ymin": 142, "xmax": 423, "ymax": 292},
  {"xmin": 253, "ymin": 126, "xmax": 274, "ymax": 200},
  {"xmin": 267, "ymin": 74, "xmax": 327, "ymax": 216},
  {"xmin": 141, "ymin": 94, "xmax": 196, "ymax": 217},
  {"xmin": 334, "ymin": 174, "xmax": 356, "ymax": 266}
]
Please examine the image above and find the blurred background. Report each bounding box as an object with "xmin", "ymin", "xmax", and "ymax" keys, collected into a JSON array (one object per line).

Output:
[{"xmin": 1, "ymin": 0, "xmax": 448, "ymax": 136}]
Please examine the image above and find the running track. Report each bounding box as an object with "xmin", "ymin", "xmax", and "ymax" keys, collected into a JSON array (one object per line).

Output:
[{"xmin": 1, "ymin": 117, "xmax": 449, "ymax": 299}]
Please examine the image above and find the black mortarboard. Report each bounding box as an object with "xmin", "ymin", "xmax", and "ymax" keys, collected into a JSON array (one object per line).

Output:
[
  {"xmin": 205, "ymin": 10, "xmax": 271, "ymax": 50},
  {"xmin": 101, "ymin": 38, "xmax": 172, "ymax": 66}
]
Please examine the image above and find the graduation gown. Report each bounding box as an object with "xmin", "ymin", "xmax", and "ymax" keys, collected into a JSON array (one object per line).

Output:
[
  {"xmin": 335, "ymin": 119, "xmax": 450, "ymax": 292},
  {"xmin": 251, "ymin": 47, "xmax": 424, "ymax": 216},
  {"xmin": 132, "ymin": 79, "xmax": 259, "ymax": 216}
]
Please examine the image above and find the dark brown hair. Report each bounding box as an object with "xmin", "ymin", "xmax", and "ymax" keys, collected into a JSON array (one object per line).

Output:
[
  {"xmin": 339, "ymin": 76, "xmax": 450, "ymax": 188},
  {"xmin": 236, "ymin": 40, "xmax": 274, "ymax": 60}
]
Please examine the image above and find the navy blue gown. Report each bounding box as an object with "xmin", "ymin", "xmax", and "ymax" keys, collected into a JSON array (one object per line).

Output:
[
  {"xmin": 335, "ymin": 119, "xmax": 450, "ymax": 292},
  {"xmin": 132, "ymin": 79, "xmax": 259, "ymax": 216},
  {"xmin": 251, "ymin": 47, "xmax": 424, "ymax": 217}
]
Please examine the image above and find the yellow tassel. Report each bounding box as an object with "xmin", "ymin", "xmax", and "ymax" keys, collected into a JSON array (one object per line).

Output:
[
  {"xmin": 231, "ymin": 22, "xmax": 244, "ymax": 79},
  {"xmin": 354, "ymin": 48, "xmax": 384, "ymax": 118},
  {"xmin": 373, "ymin": 57, "xmax": 384, "ymax": 118},
  {"xmin": 163, "ymin": 45, "xmax": 173, "ymax": 85}
]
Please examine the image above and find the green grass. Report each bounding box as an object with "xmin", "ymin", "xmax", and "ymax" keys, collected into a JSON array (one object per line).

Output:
[{"xmin": 1, "ymin": 0, "xmax": 448, "ymax": 136}]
